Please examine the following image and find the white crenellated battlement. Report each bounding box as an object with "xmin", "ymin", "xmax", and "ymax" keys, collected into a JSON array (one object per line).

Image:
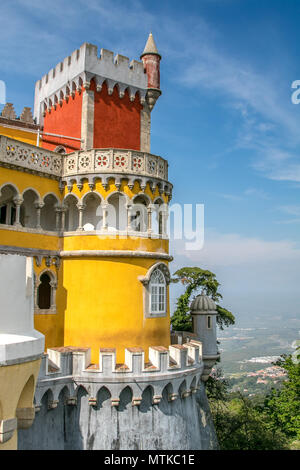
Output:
[
  {"xmin": 34, "ymin": 43, "xmax": 148, "ymax": 123},
  {"xmin": 33, "ymin": 342, "xmax": 205, "ymax": 412},
  {"xmin": 38, "ymin": 341, "xmax": 203, "ymax": 381},
  {"xmin": 24, "ymin": 341, "xmax": 219, "ymax": 450}
]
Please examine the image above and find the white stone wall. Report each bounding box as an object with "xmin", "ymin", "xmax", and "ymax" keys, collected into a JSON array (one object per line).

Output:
[
  {"xmin": 18, "ymin": 345, "xmax": 218, "ymax": 450},
  {"xmin": 0, "ymin": 254, "xmax": 44, "ymax": 365}
]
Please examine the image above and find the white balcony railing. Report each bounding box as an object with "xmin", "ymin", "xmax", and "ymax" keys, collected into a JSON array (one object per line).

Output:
[
  {"xmin": 0, "ymin": 135, "xmax": 62, "ymax": 177},
  {"xmin": 0, "ymin": 136, "xmax": 169, "ymax": 182},
  {"xmin": 62, "ymin": 148, "xmax": 168, "ymax": 181}
]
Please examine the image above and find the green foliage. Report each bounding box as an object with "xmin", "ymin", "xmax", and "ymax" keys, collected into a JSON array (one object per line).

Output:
[
  {"xmin": 170, "ymin": 267, "xmax": 235, "ymax": 331},
  {"xmin": 207, "ymin": 368, "xmax": 289, "ymax": 450},
  {"xmin": 263, "ymin": 350, "xmax": 300, "ymax": 439}
]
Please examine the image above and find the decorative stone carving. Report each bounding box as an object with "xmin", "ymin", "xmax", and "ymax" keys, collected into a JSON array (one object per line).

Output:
[
  {"xmin": 0, "ymin": 136, "xmax": 62, "ymax": 177},
  {"xmin": 1, "ymin": 103, "xmax": 17, "ymax": 120},
  {"xmin": 20, "ymin": 107, "xmax": 34, "ymax": 124}
]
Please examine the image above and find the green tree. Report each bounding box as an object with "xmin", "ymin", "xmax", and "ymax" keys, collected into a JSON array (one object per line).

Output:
[
  {"xmin": 170, "ymin": 267, "xmax": 235, "ymax": 331},
  {"xmin": 207, "ymin": 368, "xmax": 289, "ymax": 450},
  {"xmin": 263, "ymin": 350, "xmax": 300, "ymax": 439}
]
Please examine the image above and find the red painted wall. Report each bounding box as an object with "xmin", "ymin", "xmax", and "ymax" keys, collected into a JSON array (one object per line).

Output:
[
  {"xmin": 42, "ymin": 90, "xmax": 82, "ymax": 153},
  {"xmin": 92, "ymin": 81, "xmax": 142, "ymax": 150}
]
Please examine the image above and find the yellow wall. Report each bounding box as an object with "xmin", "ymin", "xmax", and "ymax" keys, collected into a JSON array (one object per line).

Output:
[
  {"xmin": 33, "ymin": 258, "xmax": 63, "ymax": 351},
  {"xmin": 0, "ymin": 126, "xmax": 38, "ymax": 146},
  {"xmin": 62, "ymin": 256, "xmax": 170, "ymax": 364},
  {"xmin": 0, "ymin": 165, "xmax": 171, "ymax": 366},
  {"xmin": 0, "ymin": 359, "xmax": 41, "ymax": 450},
  {"xmin": 0, "ymin": 167, "xmax": 61, "ymax": 201}
]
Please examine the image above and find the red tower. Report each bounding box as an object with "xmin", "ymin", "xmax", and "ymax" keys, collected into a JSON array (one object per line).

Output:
[{"xmin": 34, "ymin": 34, "xmax": 162, "ymax": 154}]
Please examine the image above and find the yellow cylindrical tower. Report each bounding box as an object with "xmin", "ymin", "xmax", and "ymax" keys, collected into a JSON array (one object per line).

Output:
[{"xmin": 60, "ymin": 174, "xmax": 172, "ymax": 364}]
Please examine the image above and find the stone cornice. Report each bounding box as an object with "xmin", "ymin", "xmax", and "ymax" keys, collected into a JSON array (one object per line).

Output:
[
  {"xmin": 60, "ymin": 250, "xmax": 173, "ymax": 261},
  {"xmin": 0, "ymin": 245, "xmax": 172, "ymax": 262}
]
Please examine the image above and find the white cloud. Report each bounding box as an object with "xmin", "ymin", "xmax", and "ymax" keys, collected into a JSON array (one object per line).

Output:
[
  {"xmin": 169, "ymin": 231, "xmax": 300, "ymax": 316},
  {"xmin": 173, "ymin": 231, "xmax": 300, "ymax": 267}
]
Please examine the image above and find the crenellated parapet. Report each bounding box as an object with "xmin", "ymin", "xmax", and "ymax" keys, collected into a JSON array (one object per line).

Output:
[
  {"xmin": 33, "ymin": 341, "xmax": 204, "ymax": 410},
  {"xmin": 19, "ymin": 341, "xmax": 219, "ymax": 450},
  {"xmin": 34, "ymin": 43, "xmax": 148, "ymax": 124}
]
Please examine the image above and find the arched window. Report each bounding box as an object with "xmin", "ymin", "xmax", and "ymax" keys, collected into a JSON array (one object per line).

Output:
[
  {"xmin": 149, "ymin": 269, "xmax": 166, "ymax": 315},
  {"xmin": 37, "ymin": 273, "xmax": 51, "ymax": 309},
  {"xmin": 139, "ymin": 263, "xmax": 170, "ymax": 318},
  {"xmin": 35, "ymin": 270, "xmax": 57, "ymax": 313},
  {"xmin": 0, "ymin": 184, "xmax": 17, "ymax": 225}
]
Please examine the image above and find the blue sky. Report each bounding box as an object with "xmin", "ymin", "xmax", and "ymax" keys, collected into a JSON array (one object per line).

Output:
[{"xmin": 1, "ymin": 0, "xmax": 300, "ymax": 320}]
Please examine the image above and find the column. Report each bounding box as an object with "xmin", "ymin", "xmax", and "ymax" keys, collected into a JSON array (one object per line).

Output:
[
  {"xmin": 126, "ymin": 204, "xmax": 132, "ymax": 232},
  {"xmin": 161, "ymin": 204, "xmax": 169, "ymax": 238},
  {"xmin": 34, "ymin": 202, "xmax": 44, "ymax": 230},
  {"xmin": 13, "ymin": 197, "xmax": 23, "ymax": 227},
  {"xmin": 61, "ymin": 206, "xmax": 67, "ymax": 232},
  {"xmin": 101, "ymin": 202, "xmax": 108, "ymax": 231},
  {"xmin": 147, "ymin": 204, "xmax": 153, "ymax": 236},
  {"xmin": 76, "ymin": 202, "xmax": 86, "ymax": 231},
  {"xmin": 55, "ymin": 206, "xmax": 61, "ymax": 232}
]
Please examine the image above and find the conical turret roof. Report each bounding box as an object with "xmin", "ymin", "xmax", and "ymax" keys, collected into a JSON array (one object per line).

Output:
[{"xmin": 140, "ymin": 33, "xmax": 161, "ymax": 59}]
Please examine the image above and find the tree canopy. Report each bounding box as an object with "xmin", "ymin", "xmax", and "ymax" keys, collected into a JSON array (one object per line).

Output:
[
  {"xmin": 170, "ymin": 267, "xmax": 235, "ymax": 331},
  {"xmin": 263, "ymin": 350, "xmax": 300, "ymax": 439}
]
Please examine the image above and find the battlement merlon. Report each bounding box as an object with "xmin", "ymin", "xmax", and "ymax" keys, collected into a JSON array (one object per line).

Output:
[
  {"xmin": 38, "ymin": 342, "xmax": 204, "ymax": 381},
  {"xmin": 33, "ymin": 42, "xmax": 149, "ymax": 124}
]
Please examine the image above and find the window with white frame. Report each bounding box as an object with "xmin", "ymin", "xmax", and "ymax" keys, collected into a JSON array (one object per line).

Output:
[{"xmin": 149, "ymin": 268, "xmax": 166, "ymax": 314}]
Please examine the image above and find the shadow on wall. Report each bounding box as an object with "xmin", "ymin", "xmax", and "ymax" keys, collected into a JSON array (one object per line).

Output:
[{"xmin": 17, "ymin": 379, "xmax": 218, "ymax": 450}]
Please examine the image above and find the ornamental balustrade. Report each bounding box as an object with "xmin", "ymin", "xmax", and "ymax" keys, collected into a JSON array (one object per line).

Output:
[
  {"xmin": 62, "ymin": 148, "xmax": 168, "ymax": 181},
  {"xmin": 0, "ymin": 135, "xmax": 62, "ymax": 178},
  {"xmin": 0, "ymin": 136, "xmax": 169, "ymax": 182}
]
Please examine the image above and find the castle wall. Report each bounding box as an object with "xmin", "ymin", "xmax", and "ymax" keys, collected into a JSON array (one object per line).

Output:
[
  {"xmin": 17, "ymin": 345, "xmax": 218, "ymax": 450},
  {"xmin": 42, "ymin": 90, "xmax": 83, "ymax": 153},
  {"xmin": 92, "ymin": 82, "xmax": 142, "ymax": 151},
  {"xmin": 18, "ymin": 382, "xmax": 218, "ymax": 450}
]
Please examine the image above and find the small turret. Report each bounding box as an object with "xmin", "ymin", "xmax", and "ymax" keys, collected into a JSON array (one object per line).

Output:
[
  {"xmin": 140, "ymin": 33, "xmax": 162, "ymax": 111},
  {"xmin": 190, "ymin": 291, "xmax": 220, "ymax": 381}
]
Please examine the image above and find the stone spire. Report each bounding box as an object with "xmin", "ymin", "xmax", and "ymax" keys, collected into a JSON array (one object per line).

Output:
[{"xmin": 140, "ymin": 32, "xmax": 161, "ymax": 59}]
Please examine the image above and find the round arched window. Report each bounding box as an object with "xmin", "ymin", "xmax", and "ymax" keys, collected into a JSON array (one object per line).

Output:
[{"xmin": 149, "ymin": 269, "xmax": 166, "ymax": 314}]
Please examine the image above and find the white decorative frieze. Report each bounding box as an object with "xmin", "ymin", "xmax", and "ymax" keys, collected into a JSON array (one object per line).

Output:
[
  {"xmin": 0, "ymin": 136, "xmax": 62, "ymax": 178},
  {"xmin": 62, "ymin": 148, "xmax": 168, "ymax": 181},
  {"xmin": 0, "ymin": 137, "xmax": 172, "ymax": 193}
]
